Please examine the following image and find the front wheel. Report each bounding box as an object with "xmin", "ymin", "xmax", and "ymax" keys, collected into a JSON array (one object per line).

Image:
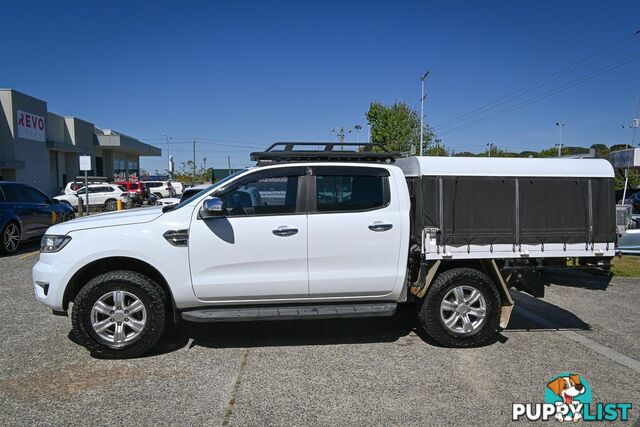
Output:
[
  {"xmin": 1, "ymin": 222, "xmax": 21, "ymax": 255},
  {"xmin": 71, "ymin": 270, "xmax": 167, "ymax": 358},
  {"xmin": 418, "ymin": 267, "xmax": 501, "ymax": 348}
]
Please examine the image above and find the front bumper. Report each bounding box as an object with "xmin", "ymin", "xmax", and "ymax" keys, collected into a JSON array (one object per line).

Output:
[{"xmin": 32, "ymin": 256, "xmax": 74, "ymax": 312}]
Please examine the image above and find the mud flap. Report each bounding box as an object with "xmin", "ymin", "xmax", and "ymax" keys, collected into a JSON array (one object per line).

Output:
[{"xmin": 483, "ymin": 260, "xmax": 515, "ymax": 329}]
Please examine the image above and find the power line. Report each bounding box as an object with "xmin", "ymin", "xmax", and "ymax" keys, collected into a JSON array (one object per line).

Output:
[
  {"xmin": 439, "ymin": 48, "xmax": 640, "ymax": 136},
  {"xmin": 434, "ymin": 29, "xmax": 640, "ymax": 132}
]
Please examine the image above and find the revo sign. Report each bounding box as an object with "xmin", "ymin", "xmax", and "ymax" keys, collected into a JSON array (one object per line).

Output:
[{"xmin": 16, "ymin": 110, "xmax": 46, "ymax": 142}]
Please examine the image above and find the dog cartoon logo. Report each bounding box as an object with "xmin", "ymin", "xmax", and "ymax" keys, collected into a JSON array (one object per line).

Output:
[
  {"xmin": 513, "ymin": 373, "xmax": 632, "ymax": 422},
  {"xmin": 544, "ymin": 373, "xmax": 592, "ymax": 422}
]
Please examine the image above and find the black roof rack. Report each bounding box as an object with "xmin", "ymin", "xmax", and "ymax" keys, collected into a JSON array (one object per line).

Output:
[{"xmin": 250, "ymin": 142, "xmax": 400, "ymax": 165}]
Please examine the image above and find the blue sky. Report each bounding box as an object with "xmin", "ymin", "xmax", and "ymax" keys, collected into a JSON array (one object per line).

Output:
[{"xmin": 1, "ymin": 0, "xmax": 639, "ymax": 172}]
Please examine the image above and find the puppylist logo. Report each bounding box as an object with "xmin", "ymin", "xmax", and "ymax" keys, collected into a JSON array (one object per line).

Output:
[{"xmin": 512, "ymin": 373, "xmax": 633, "ymax": 422}]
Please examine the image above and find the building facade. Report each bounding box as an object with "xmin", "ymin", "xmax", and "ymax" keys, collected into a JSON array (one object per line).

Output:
[{"xmin": 0, "ymin": 89, "xmax": 160, "ymax": 195}]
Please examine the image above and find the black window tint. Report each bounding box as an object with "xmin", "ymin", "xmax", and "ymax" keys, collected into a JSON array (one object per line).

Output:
[
  {"xmin": 0, "ymin": 186, "xmax": 6, "ymax": 202},
  {"xmin": 1, "ymin": 185, "xmax": 26, "ymax": 203},
  {"xmin": 22, "ymin": 186, "xmax": 50, "ymax": 204},
  {"xmin": 220, "ymin": 175, "xmax": 299, "ymax": 216},
  {"xmin": 316, "ymin": 175, "xmax": 385, "ymax": 212}
]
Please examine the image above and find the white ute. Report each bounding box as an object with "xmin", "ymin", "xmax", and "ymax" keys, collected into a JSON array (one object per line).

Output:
[{"xmin": 33, "ymin": 143, "xmax": 616, "ymax": 358}]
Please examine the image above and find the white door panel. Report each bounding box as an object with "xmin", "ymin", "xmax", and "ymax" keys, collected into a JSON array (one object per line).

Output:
[
  {"xmin": 308, "ymin": 210, "xmax": 402, "ymax": 296},
  {"xmin": 189, "ymin": 215, "xmax": 308, "ymax": 300},
  {"xmin": 307, "ymin": 168, "xmax": 403, "ymax": 297}
]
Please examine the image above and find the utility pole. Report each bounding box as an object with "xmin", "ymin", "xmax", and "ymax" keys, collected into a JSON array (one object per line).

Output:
[
  {"xmin": 633, "ymin": 97, "xmax": 640, "ymax": 146},
  {"xmin": 354, "ymin": 124, "xmax": 362, "ymax": 143},
  {"xmin": 486, "ymin": 142, "xmax": 495, "ymax": 157},
  {"xmin": 419, "ymin": 70, "xmax": 431, "ymax": 156},
  {"xmin": 227, "ymin": 156, "xmax": 232, "ymax": 175},
  {"xmin": 555, "ymin": 122, "xmax": 566, "ymax": 155},
  {"xmin": 192, "ymin": 139, "xmax": 197, "ymax": 184},
  {"xmin": 332, "ymin": 127, "xmax": 351, "ymax": 145}
]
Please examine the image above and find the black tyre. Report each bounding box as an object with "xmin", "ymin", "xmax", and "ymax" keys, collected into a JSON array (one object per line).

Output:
[
  {"xmin": 104, "ymin": 199, "xmax": 117, "ymax": 211},
  {"xmin": 71, "ymin": 270, "xmax": 167, "ymax": 359},
  {"xmin": 418, "ymin": 267, "xmax": 501, "ymax": 348},
  {"xmin": 63, "ymin": 211, "xmax": 75, "ymax": 222},
  {"xmin": 1, "ymin": 221, "xmax": 21, "ymax": 255}
]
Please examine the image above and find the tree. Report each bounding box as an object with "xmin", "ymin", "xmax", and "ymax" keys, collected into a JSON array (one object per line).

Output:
[
  {"xmin": 366, "ymin": 101, "xmax": 434, "ymax": 154},
  {"xmin": 590, "ymin": 144, "xmax": 609, "ymax": 159}
]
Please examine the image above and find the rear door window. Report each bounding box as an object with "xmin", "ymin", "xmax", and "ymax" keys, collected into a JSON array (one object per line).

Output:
[{"xmin": 314, "ymin": 167, "xmax": 389, "ymax": 212}]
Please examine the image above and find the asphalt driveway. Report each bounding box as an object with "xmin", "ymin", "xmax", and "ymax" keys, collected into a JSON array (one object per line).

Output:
[{"xmin": 1, "ymin": 245, "xmax": 638, "ymax": 425}]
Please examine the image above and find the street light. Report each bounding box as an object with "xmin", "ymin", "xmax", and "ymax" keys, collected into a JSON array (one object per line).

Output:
[
  {"xmin": 163, "ymin": 134, "xmax": 172, "ymax": 179},
  {"xmin": 486, "ymin": 142, "xmax": 495, "ymax": 157},
  {"xmin": 555, "ymin": 122, "xmax": 566, "ymax": 156},
  {"xmin": 419, "ymin": 70, "xmax": 431, "ymax": 156},
  {"xmin": 354, "ymin": 124, "xmax": 363, "ymax": 143}
]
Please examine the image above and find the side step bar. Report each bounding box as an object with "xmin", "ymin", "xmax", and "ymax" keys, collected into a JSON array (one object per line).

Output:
[{"xmin": 181, "ymin": 302, "xmax": 397, "ymax": 322}]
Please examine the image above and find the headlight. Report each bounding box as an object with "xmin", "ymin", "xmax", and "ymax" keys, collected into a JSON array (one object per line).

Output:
[{"xmin": 40, "ymin": 235, "xmax": 71, "ymax": 253}]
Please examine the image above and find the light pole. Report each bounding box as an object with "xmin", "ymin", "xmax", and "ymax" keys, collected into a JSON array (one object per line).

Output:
[
  {"xmin": 419, "ymin": 70, "xmax": 431, "ymax": 156},
  {"xmin": 621, "ymin": 124, "xmax": 630, "ymax": 147},
  {"xmin": 163, "ymin": 134, "xmax": 172, "ymax": 179},
  {"xmin": 354, "ymin": 124, "xmax": 362, "ymax": 143},
  {"xmin": 192, "ymin": 140, "xmax": 197, "ymax": 184},
  {"xmin": 486, "ymin": 142, "xmax": 495, "ymax": 157},
  {"xmin": 555, "ymin": 122, "xmax": 566, "ymax": 156}
]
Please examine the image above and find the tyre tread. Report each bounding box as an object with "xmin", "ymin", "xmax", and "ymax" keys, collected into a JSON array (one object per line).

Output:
[{"xmin": 71, "ymin": 270, "xmax": 166, "ymax": 359}]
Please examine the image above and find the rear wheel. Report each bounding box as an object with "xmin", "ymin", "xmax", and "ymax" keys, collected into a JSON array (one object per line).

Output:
[
  {"xmin": 71, "ymin": 270, "xmax": 167, "ymax": 358},
  {"xmin": 0, "ymin": 222, "xmax": 20, "ymax": 254},
  {"xmin": 418, "ymin": 267, "xmax": 501, "ymax": 348},
  {"xmin": 104, "ymin": 199, "xmax": 117, "ymax": 211}
]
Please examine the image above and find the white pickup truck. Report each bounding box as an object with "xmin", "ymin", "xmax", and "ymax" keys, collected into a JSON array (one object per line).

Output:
[{"xmin": 33, "ymin": 143, "xmax": 616, "ymax": 358}]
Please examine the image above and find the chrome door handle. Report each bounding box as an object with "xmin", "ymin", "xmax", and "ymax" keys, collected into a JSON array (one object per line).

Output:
[
  {"xmin": 272, "ymin": 226, "xmax": 298, "ymax": 237},
  {"xmin": 369, "ymin": 222, "xmax": 393, "ymax": 232}
]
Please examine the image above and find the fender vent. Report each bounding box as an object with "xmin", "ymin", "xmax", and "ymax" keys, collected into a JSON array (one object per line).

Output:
[{"xmin": 163, "ymin": 230, "xmax": 189, "ymax": 247}]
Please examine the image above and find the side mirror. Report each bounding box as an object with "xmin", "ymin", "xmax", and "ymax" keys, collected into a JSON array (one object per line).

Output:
[
  {"xmin": 51, "ymin": 198, "xmax": 59, "ymax": 204},
  {"xmin": 200, "ymin": 197, "xmax": 225, "ymax": 219}
]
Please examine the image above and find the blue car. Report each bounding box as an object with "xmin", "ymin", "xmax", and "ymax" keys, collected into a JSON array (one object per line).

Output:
[{"xmin": 0, "ymin": 182, "xmax": 75, "ymax": 255}]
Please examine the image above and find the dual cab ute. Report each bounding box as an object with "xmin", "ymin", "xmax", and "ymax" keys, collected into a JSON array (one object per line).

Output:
[{"xmin": 33, "ymin": 143, "xmax": 616, "ymax": 358}]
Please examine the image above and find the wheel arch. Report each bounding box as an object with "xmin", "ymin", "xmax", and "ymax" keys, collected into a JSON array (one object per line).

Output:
[
  {"xmin": 62, "ymin": 256, "xmax": 176, "ymax": 319},
  {"xmin": 412, "ymin": 259, "xmax": 514, "ymax": 328}
]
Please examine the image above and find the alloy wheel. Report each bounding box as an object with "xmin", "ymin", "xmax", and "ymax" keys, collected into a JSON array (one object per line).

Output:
[
  {"xmin": 91, "ymin": 291, "xmax": 147, "ymax": 347},
  {"xmin": 440, "ymin": 285, "xmax": 487, "ymax": 335},
  {"xmin": 3, "ymin": 223, "xmax": 20, "ymax": 253}
]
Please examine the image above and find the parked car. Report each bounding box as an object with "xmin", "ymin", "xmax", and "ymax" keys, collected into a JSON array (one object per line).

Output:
[
  {"xmin": 33, "ymin": 144, "xmax": 616, "ymax": 358},
  {"xmin": 156, "ymin": 197, "xmax": 180, "ymax": 206},
  {"xmin": 62, "ymin": 178, "xmax": 108, "ymax": 195},
  {"xmin": 169, "ymin": 181, "xmax": 184, "ymax": 196},
  {"xmin": 54, "ymin": 184, "xmax": 130, "ymax": 211},
  {"xmin": 0, "ymin": 181, "xmax": 75, "ymax": 254},
  {"xmin": 114, "ymin": 181, "xmax": 144, "ymax": 202},
  {"xmin": 178, "ymin": 184, "xmax": 209, "ymax": 202},
  {"xmin": 140, "ymin": 181, "xmax": 175, "ymax": 198},
  {"xmin": 62, "ymin": 181, "xmax": 84, "ymax": 195}
]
